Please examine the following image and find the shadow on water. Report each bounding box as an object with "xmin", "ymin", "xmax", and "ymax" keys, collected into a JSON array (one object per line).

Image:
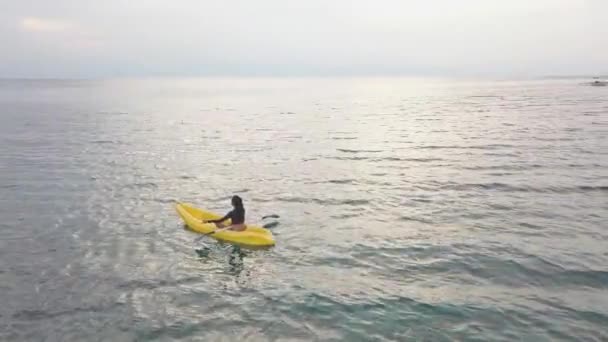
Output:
[
  {"xmin": 194, "ymin": 246, "xmax": 212, "ymax": 258},
  {"xmin": 228, "ymin": 246, "xmax": 247, "ymax": 275},
  {"xmin": 189, "ymin": 217, "xmax": 279, "ymax": 276},
  {"xmin": 194, "ymin": 244, "xmax": 248, "ymax": 276},
  {"xmin": 262, "ymin": 221, "xmax": 279, "ymax": 229}
]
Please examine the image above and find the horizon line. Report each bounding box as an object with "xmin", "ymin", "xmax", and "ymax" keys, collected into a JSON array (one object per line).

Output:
[{"xmin": 1, "ymin": 73, "xmax": 606, "ymax": 82}]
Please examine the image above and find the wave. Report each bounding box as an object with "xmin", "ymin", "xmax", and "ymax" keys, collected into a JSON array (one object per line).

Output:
[
  {"xmin": 123, "ymin": 182, "xmax": 158, "ymax": 189},
  {"xmin": 116, "ymin": 277, "xmax": 201, "ymax": 290},
  {"xmin": 325, "ymin": 156, "xmax": 369, "ymax": 161},
  {"xmin": 350, "ymin": 243, "xmax": 608, "ymax": 290},
  {"xmin": 398, "ymin": 215, "xmax": 433, "ymax": 224},
  {"xmin": 327, "ymin": 179, "xmax": 356, "ymax": 184},
  {"xmin": 151, "ymin": 198, "xmax": 176, "ymax": 204},
  {"xmin": 12, "ymin": 302, "xmax": 124, "ymax": 321},
  {"xmin": 466, "ymin": 95, "xmax": 503, "ymax": 99},
  {"xmin": 459, "ymin": 164, "xmax": 542, "ymax": 171},
  {"xmin": 276, "ymin": 196, "xmax": 370, "ymax": 206},
  {"xmin": 372, "ymin": 157, "xmax": 443, "ymax": 162},
  {"xmin": 280, "ymin": 292, "xmax": 604, "ymax": 340},
  {"xmin": 337, "ymin": 148, "xmax": 383, "ymax": 153},
  {"xmin": 455, "ymin": 254, "xmax": 608, "ymax": 289},
  {"xmin": 436, "ymin": 182, "xmax": 608, "ymax": 193},
  {"xmin": 0, "ymin": 184, "xmax": 19, "ymax": 189},
  {"xmin": 577, "ymin": 186, "xmax": 608, "ymax": 192},
  {"xmin": 416, "ymin": 144, "xmax": 514, "ymax": 150},
  {"xmin": 322, "ymin": 155, "xmax": 443, "ymax": 163},
  {"xmin": 91, "ymin": 140, "xmax": 124, "ymax": 145}
]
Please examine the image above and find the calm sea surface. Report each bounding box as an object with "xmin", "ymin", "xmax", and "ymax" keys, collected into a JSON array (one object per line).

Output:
[{"xmin": 0, "ymin": 78, "xmax": 607, "ymax": 341}]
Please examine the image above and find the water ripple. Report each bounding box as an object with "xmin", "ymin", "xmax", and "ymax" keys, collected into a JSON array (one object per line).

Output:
[{"xmin": 1, "ymin": 78, "xmax": 606, "ymax": 341}]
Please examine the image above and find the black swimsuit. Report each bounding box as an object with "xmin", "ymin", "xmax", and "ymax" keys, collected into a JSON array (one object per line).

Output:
[
  {"xmin": 213, "ymin": 207, "xmax": 245, "ymax": 224},
  {"xmin": 228, "ymin": 207, "xmax": 245, "ymax": 224}
]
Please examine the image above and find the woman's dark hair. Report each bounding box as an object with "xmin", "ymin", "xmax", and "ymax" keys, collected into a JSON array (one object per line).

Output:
[{"xmin": 231, "ymin": 195, "xmax": 243, "ymax": 208}]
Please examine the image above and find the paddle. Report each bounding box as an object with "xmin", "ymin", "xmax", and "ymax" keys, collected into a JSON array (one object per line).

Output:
[
  {"xmin": 194, "ymin": 226, "xmax": 233, "ymax": 243},
  {"xmin": 202, "ymin": 225, "xmax": 233, "ymax": 235}
]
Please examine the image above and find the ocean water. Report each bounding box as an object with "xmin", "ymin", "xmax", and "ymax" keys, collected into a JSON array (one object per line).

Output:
[{"xmin": 0, "ymin": 77, "xmax": 606, "ymax": 341}]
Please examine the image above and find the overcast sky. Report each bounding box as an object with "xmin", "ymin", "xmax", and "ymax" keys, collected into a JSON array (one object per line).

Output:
[{"xmin": 1, "ymin": 0, "xmax": 606, "ymax": 78}]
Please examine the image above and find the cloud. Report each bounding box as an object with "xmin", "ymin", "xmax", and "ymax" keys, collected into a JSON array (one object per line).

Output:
[{"xmin": 20, "ymin": 17, "xmax": 73, "ymax": 33}]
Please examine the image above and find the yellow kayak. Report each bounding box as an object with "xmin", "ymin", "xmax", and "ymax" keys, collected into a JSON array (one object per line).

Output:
[{"xmin": 175, "ymin": 202, "xmax": 275, "ymax": 247}]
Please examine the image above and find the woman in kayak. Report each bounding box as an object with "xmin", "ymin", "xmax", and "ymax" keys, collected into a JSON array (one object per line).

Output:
[{"xmin": 203, "ymin": 195, "xmax": 246, "ymax": 231}]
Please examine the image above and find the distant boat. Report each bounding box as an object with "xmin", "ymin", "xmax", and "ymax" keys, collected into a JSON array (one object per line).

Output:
[{"xmin": 590, "ymin": 77, "xmax": 607, "ymax": 86}]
